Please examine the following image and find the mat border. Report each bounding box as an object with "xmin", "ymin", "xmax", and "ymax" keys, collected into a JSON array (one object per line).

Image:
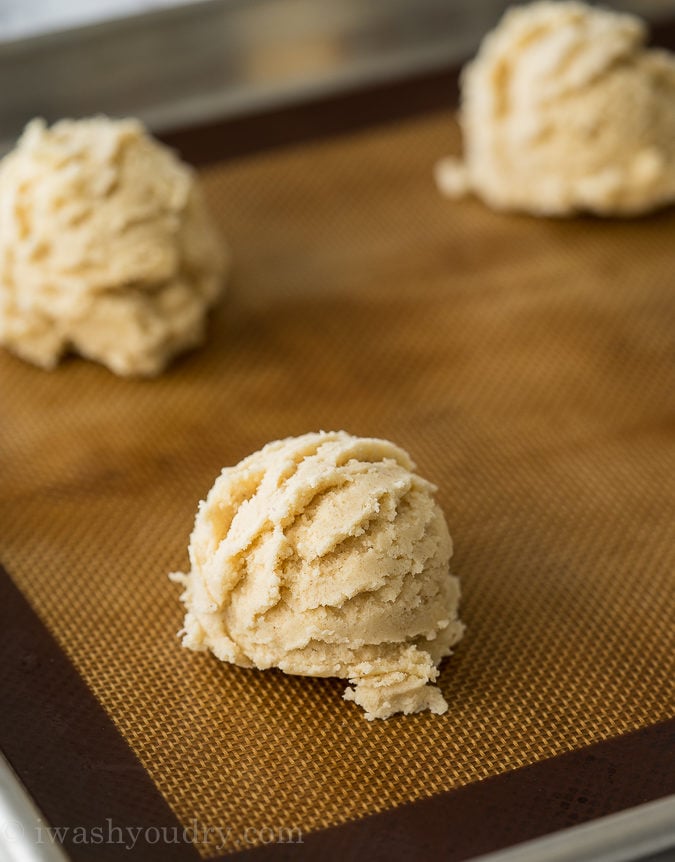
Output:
[{"xmin": 222, "ymin": 721, "xmax": 675, "ymax": 861}]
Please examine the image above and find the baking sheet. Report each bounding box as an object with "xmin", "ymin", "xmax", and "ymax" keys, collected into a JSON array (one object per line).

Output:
[{"xmin": 1, "ymin": 106, "xmax": 674, "ymax": 860}]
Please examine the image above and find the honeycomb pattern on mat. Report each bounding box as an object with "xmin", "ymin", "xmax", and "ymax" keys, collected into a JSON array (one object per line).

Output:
[{"xmin": 1, "ymin": 112, "xmax": 674, "ymax": 857}]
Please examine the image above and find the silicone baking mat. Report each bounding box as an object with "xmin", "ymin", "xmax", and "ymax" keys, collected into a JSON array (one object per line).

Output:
[{"xmin": 1, "ymin": 70, "xmax": 674, "ymax": 862}]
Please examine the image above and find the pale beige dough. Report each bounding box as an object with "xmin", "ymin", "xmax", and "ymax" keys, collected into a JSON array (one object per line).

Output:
[
  {"xmin": 0, "ymin": 117, "xmax": 227, "ymax": 375},
  {"xmin": 171, "ymin": 431, "xmax": 464, "ymax": 720},
  {"xmin": 436, "ymin": 1, "xmax": 675, "ymax": 216}
]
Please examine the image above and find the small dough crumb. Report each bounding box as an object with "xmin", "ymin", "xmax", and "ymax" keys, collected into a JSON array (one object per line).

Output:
[
  {"xmin": 0, "ymin": 117, "xmax": 227, "ymax": 375},
  {"xmin": 437, "ymin": 1, "xmax": 675, "ymax": 216},
  {"xmin": 171, "ymin": 431, "xmax": 464, "ymax": 720}
]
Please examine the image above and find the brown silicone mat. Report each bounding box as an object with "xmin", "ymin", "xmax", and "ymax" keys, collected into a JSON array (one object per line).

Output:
[{"xmin": 2, "ymin": 72, "xmax": 675, "ymax": 861}]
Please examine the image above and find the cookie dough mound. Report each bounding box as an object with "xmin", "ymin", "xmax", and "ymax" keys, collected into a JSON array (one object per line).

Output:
[
  {"xmin": 172, "ymin": 431, "xmax": 464, "ymax": 720},
  {"xmin": 436, "ymin": 1, "xmax": 675, "ymax": 216},
  {"xmin": 0, "ymin": 117, "xmax": 227, "ymax": 375}
]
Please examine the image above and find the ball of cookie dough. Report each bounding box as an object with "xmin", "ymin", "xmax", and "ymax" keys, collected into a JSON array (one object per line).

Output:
[
  {"xmin": 171, "ymin": 431, "xmax": 464, "ymax": 720},
  {"xmin": 0, "ymin": 117, "xmax": 227, "ymax": 375},
  {"xmin": 436, "ymin": 1, "xmax": 675, "ymax": 216}
]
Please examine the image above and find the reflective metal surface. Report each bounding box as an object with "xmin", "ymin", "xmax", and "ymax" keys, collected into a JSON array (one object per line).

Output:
[
  {"xmin": 0, "ymin": 755, "xmax": 67, "ymax": 862},
  {"xmin": 1, "ymin": 0, "xmax": 674, "ymax": 153},
  {"xmin": 474, "ymin": 795, "xmax": 675, "ymax": 862}
]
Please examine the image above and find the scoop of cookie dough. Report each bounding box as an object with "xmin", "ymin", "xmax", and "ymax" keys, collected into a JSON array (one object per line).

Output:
[
  {"xmin": 171, "ymin": 431, "xmax": 464, "ymax": 720},
  {"xmin": 0, "ymin": 117, "xmax": 226, "ymax": 375},
  {"xmin": 436, "ymin": 1, "xmax": 675, "ymax": 216}
]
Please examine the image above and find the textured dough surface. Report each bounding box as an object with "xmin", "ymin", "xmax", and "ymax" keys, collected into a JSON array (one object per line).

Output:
[
  {"xmin": 436, "ymin": 1, "xmax": 675, "ymax": 216},
  {"xmin": 172, "ymin": 431, "xmax": 464, "ymax": 720},
  {"xmin": 0, "ymin": 117, "xmax": 227, "ymax": 375}
]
